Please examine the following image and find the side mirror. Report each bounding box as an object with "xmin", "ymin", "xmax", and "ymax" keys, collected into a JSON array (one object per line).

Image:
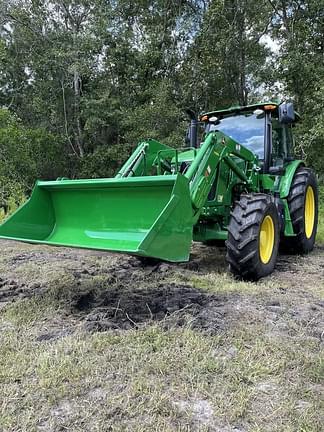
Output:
[{"xmin": 279, "ymin": 103, "xmax": 295, "ymax": 124}]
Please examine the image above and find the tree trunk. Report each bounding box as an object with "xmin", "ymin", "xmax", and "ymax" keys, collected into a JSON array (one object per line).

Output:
[
  {"xmin": 73, "ymin": 68, "xmax": 84, "ymax": 157},
  {"xmin": 238, "ymin": 2, "xmax": 247, "ymax": 106}
]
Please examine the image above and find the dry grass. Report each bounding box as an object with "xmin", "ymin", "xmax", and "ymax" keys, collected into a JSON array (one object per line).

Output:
[
  {"xmin": 1, "ymin": 304, "xmax": 323, "ymax": 431},
  {"xmin": 0, "ymin": 199, "xmax": 323, "ymax": 431}
]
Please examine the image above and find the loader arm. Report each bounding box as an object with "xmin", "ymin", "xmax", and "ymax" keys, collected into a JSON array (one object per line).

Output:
[{"xmin": 184, "ymin": 131, "xmax": 257, "ymax": 224}]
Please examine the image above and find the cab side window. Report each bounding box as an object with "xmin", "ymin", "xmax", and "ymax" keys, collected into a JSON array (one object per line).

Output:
[
  {"xmin": 285, "ymin": 125, "xmax": 294, "ymax": 158},
  {"xmin": 271, "ymin": 119, "xmax": 285, "ymax": 166},
  {"xmin": 271, "ymin": 119, "xmax": 294, "ymax": 162}
]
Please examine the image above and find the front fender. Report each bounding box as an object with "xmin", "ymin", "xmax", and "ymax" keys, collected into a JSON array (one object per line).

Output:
[{"xmin": 279, "ymin": 160, "xmax": 305, "ymax": 199}]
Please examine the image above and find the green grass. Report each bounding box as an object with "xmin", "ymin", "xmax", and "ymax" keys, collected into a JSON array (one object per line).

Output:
[
  {"xmin": 0, "ymin": 191, "xmax": 323, "ymax": 431},
  {"xmin": 1, "ymin": 317, "xmax": 323, "ymax": 431}
]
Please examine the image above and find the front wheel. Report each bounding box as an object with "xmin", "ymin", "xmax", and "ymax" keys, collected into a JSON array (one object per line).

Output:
[{"xmin": 226, "ymin": 193, "xmax": 280, "ymax": 281}]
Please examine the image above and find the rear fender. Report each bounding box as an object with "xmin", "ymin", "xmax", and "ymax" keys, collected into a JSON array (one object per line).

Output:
[{"xmin": 279, "ymin": 160, "xmax": 304, "ymax": 199}]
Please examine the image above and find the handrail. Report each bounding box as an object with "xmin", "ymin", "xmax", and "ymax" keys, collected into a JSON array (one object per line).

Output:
[{"xmin": 184, "ymin": 133, "xmax": 215, "ymax": 182}]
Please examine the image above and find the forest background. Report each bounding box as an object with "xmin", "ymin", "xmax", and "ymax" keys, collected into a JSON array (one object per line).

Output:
[{"xmin": 0, "ymin": 0, "xmax": 323, "ymax": 214}]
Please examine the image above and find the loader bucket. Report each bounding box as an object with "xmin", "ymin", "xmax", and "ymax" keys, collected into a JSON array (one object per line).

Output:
[{"xmin": 0, "ymin": 174, "xmax": 193, "ymax": 262}]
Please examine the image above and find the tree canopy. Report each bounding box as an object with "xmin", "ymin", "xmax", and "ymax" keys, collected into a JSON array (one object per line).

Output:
[{"xmin": 0, "ymin": 0, "xmax": 323, "ymax": 209}]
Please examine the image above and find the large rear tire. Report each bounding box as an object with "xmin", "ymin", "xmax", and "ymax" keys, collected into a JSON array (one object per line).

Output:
[
  {"xmin": 226, "ymin": 193, "xmax": 280, "ymax": 281},
  {"xmin": 282, "ymin": 167, "xmax": 318, "ymax": 253}
]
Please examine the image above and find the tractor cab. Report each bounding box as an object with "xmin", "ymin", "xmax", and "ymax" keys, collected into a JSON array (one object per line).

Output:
[{"xmin": 200, "ymin": 102, "xmax": 300, "ymax": 174}]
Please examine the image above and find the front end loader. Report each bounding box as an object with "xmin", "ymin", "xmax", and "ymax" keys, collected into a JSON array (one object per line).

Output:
[{"xmin": 0, "ymin": 102, "xmax": 318, "ymax": 280}]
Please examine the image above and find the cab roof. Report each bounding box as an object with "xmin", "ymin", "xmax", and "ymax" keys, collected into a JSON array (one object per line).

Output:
[{"xmin": 200, "ymin": 101, "xmax": 301, "ymax": 122}]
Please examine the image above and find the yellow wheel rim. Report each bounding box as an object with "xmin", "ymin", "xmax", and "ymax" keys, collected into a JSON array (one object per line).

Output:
[
  {"xmin": 305, "ymin": 186, "xmax": 315, "ymax": 239},
  {"xmin": 259, "ymin": 215, "xmax": 275, "ymax": 264}
]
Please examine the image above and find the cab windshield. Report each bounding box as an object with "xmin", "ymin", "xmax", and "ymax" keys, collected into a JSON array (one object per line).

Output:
[{"xmin": 206, "ymin": 112, "xmax": 265, "ymax": 159}]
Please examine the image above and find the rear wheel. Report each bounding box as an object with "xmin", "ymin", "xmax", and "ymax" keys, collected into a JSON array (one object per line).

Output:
[
  {"xmin": 226, "ymin": 193, "xmax": 280, "ymax": 280},
  {"xmin": 283, "ymin": 167, "xmax": 318, "ymax": 253}
]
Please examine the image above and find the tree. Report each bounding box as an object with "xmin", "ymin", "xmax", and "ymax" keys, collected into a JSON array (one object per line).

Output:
[
  {"xmin": 180, "ymin": 0, "xmax": 272, "ymax": 111},
  {"xmin": 0, "ymin": 0, "xmax": 323, "ymax": 183},
  {"xmin": 266, "ymin": 0, "xmax": 324, "ymax": 169},
  {"xmin": 0, "ymin": 108, "xmax": 67, "ymax": 215}
]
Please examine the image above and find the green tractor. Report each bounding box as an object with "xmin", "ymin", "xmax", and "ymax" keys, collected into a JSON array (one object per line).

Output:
[{"xmin": 0, "ymin": 102, "xmax": 318, "ymax": 280}]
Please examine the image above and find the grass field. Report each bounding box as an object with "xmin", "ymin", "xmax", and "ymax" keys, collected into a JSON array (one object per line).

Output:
[{"xmin": 0, "ymin": 194, "xmax": 323, "ymax": 431}]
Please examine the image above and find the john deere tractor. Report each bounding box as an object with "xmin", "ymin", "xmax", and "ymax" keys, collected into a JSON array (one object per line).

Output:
[{"xmin": 0, "ymin": 102, "xmax": 318, "ymax": 280}]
